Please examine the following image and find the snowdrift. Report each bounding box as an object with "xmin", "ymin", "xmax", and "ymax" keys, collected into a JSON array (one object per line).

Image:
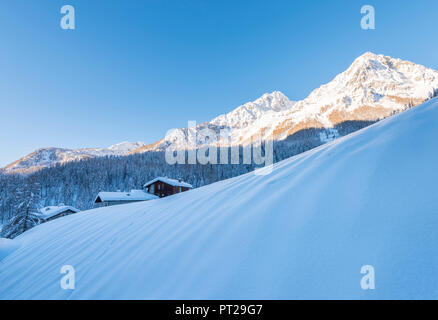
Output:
[
  {"xmin": 1, "ymin": 98, "xmax": 438, "ymax": 299},
  {"xmin": 0, "ymin": 238, "xmax": 20, "ymax": 262}
]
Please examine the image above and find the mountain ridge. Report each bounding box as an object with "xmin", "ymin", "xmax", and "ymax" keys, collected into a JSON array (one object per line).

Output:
[
  {"xmin": 3, "ymin": 52, "xmax": 438, "ymax": 174},
  {"xmin": 2, "ymin": 142, "xmax": 146, "ymax": 174},
  {"xmin": 131, "ymin": 52, "xmax": 438, "ymax": 152}
]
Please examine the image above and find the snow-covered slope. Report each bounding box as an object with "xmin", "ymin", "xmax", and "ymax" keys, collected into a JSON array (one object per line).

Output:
[
  {"xmin": 211, "ymin": 91, "xmax": 296, "ymax": 129},
  {"xmin": 3, "ymin": 142, "xmax": 145, "ymax": 174},
  {"xmin": 0, "ymin": 238, "xmax": 20, "ymax": 262},
  {"xmin": 135, "ymin": 52, "xmax": 438, "ymax": 152},
  {"xmin": 107, "ymin": 141, "xmax": 145, "ymax": 153},
  {"xmin": 1, "ymin": 97, "xmax": 438, "ymax": 299}
]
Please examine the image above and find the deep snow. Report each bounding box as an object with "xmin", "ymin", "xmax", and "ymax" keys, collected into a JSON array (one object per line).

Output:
[
  {"xmin": 1, "ymin": 98, "xmax": 438, "ymax": 299},
  {"xmin": 0, "ymin": 238, "xmax": 20, "ymax": 262}
]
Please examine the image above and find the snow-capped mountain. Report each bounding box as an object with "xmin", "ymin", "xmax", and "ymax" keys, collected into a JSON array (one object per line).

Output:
[
  {"xmin": 211, "ymin": 91, "xmax": 296, "ymax": 129},
  {"xmin": 107, "ymin": 141, "xmax": 146, "ymax": 153},
  {"xmin": 134, "ymin": 52, "xmax": 438, "ymax": 152},
  {"xmin": 3, "ymin": 52, "xmax": 438, "ymax": 173},
  {"xmin": 3, "ymin": 142, "xmax": 145, "ymax": 174},
  {"xmin": 2, "ymin": 97, "xmax": 438, "ymax": 299}
]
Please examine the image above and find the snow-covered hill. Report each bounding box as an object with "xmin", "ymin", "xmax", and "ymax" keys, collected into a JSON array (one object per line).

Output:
[
  {"xmin": 1, "ymin": 97, "xmax": 438, "ymax": 299},
  {"xmin": 2, "ymin": 142, "xmax": 145, "ymax": 174}
]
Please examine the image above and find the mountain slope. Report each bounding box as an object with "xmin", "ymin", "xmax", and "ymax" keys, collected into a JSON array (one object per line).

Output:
[
  {"xmin": 1, "ymin": 97, "xmax": 438, "ymax": 299},
  {"xmin": 136, "ymin": 52, "xmax": 438, "ymax": 151},
  {"xmin": 3, "ymin": 142, "xmax": 145, "ymax": 174}
]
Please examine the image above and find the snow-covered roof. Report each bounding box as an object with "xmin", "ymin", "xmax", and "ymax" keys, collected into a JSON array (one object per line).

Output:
[
  {"xmin": 143, "ymin": 177, "xmax": 193, "ymax": 189},
  {"xmin": 37, "ymin": 205, "xmax": 80, "ymax": 220},
  {"xmin": 94, "ymin": 190, "xmax": 158, "ymax": 203}
]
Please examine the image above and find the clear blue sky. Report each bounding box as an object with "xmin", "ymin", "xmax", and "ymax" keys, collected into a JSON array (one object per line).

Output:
[{"xmin": 0, "ymin": 0, "xmax": 437, "ymax": 167}]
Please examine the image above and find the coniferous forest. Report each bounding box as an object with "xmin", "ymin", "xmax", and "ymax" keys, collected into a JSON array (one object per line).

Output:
[{"xmin": 0, "ymin": 121, "xmax": 373, "ymax": 231}]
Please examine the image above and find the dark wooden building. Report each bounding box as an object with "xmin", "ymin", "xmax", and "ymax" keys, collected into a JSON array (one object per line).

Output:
[{"xmin": 144, "ymin": 177, "xmax": 193, "ymax": 198}]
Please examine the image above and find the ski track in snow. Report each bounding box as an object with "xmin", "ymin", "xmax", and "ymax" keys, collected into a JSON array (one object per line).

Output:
[{"xmin": 1, "ymin": 98, "xmax": 438, "ymax": 299}]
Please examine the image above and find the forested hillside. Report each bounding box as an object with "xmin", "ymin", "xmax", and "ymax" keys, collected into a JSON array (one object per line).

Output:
[{"xmin": 0, "ymin": 120, "xmax": 372, "ymax": 225}]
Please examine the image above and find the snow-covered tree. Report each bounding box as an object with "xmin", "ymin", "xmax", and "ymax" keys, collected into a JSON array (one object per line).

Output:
[
  {"xmin": 0, "ymin": 178, "xmax": 43, "ymax": 238},
  {"xmin": 0, "ymin": 212, "xmax": 43, "ymax": 239}
]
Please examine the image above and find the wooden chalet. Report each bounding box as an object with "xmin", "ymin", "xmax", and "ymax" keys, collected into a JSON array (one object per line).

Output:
[
  {"xmin": 38, "ymin": 205, "xmax": 80, "ymax": 222},
  {"xmin": 143, "ymin": 177, "xmax": 193, "ymax": 198}
]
